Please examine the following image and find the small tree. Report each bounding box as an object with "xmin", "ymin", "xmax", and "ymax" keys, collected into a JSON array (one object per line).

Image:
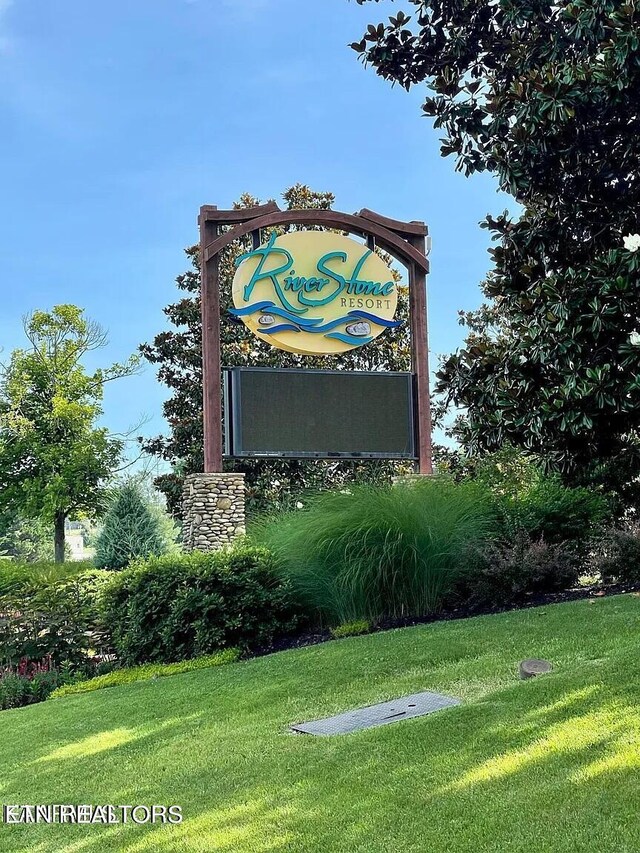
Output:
[
  {"xmin": 0, "ymin": 305, "xmax": 140, "ymax": 562},
  {"xmin": 94, "ymin": 482, "xmax": 167, "ymax": 570},
  {"xmin": 0, "ymin": 512, "xmax": 55, "ymax": 563}
]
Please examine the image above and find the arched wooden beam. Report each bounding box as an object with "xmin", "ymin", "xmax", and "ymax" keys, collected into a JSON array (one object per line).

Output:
[
  {"xmin": 203, "ymin": 209, "xmax": 430, "ymax": 273},
  {"xmin": 357, "ymin": 208, "xmax": 428, "ymax": 238},
  {"xmin": 199, "ymin": 201, "xmax": 280, "ymax": 223}
]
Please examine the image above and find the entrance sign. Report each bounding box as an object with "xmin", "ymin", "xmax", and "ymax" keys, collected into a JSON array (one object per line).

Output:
[
  {"xmin": 230, "ymin": 231, "xmax": 401, "ymax": 355},
  {"xmin": 198, "ymin": 203, "xmax": 433, "ymax": 474}
]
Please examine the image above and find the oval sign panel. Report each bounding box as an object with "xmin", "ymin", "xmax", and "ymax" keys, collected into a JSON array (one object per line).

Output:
[{"xmin": 230, "ymin": 230, "xmax": 401, "ymax": 355}]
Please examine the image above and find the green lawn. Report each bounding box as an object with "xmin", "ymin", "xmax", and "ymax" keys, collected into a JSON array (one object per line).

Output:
[{"xmin": 2, "ymin": 594, "xmax": 640, "ymax": 852}]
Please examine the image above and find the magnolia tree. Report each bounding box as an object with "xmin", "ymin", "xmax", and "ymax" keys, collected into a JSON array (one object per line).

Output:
[{"xmin": 354, "ymin": 0, "xmax": 640, "ymax": 499}]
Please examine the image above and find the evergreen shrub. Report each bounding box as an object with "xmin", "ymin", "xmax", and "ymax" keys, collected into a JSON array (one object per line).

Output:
[
  {"xmin": 94, "ymin": 483, "xmax": 167, "ymax": 570},
  {"xmin": 0, "ymin": 562, "xmax": 111, "ymax": 667},
  {"xmin": 100, "ymin": 545, "xmax": 299, "ymax": 664}
]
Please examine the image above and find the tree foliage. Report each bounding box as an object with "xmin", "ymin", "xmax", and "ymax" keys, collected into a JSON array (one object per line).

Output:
[
  {"xmin": 141, "ymin": 184, "xmax": 413, "ymax": 516},
  {"xmin": 0, "ymin": 305, "xmax": 139, "ymax": 561},
  {"xmin": 0, "ymin": 512, "xmax": 54, "ymax": 563},
  {"xmin": 94, "ymin": 482, "xmax": 167, "ymax": 570},
  {"xmin": 353, "ymin": 1, "xmax": 640, "ymax": 494}
]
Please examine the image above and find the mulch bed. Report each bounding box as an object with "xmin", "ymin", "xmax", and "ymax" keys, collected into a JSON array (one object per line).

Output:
[{"xmin": 251, "ymin": 579, "xmax": 640, "ymax": 659}]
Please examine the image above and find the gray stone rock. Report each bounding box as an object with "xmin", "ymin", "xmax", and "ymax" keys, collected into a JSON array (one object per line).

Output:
[{"xmin": 345, "ymin": 320, "xmax": 371, "ymax": 337}]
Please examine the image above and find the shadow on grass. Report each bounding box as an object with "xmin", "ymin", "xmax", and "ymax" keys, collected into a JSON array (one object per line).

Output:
[
  {"xmin": 1, "ymin": 658, "xmax": 638, "ymax": 852},
  {"xmin": 2, "ymin": 597, "xmax": 640, "ymax": 852}
]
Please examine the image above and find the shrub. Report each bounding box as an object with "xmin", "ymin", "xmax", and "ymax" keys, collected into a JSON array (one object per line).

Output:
[
  {"xmin": 457, "ymin": 444, "xmax": 543, "ymax": 498},
  {"xmin": 94, "ymin": 483, "xmax": 167, "ymax": 570},
  {"xmin": 331, "ymin": 620, "xmax": 371, "ymax": 639},
  {"xmin": 49, "ymin": 648, "xmax": 240, "ymax": 699},
  {"xmin": 100, "ymin": 545, "xmax": 299, "ymax": 665},
  {"xmin": 454, "ymin": 531, "xmax": 581, "ymax": 608},
  {"xmin": 440, "ymin": 446, "xmax": 610, "ymax": 548},
  {"xmin": 251, "ymin": 478, "xmax": 499, "ymax": 625},
  {"xmin": 0, "ymin": 674, "xmax": 33, "ymax": 710},
  {"xmin": 0, "ymin": 563, "xmax": 111, "ymax": 668},
  {"xmin": 590, "ymin": 525, "xmax": 640, "ymax": 585},
  {"xmin": 0, "ymin": 559, "xmax": 93, "ymax": 593},
  {"xmin": 502, "ymin": 479, "xmax": 608, "ymax": 547},
  {"xmin": 30, "ymin": 670, "xmax": 71, "ymax": 703}
]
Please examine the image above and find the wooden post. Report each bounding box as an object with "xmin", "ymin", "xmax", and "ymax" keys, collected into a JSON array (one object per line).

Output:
[
  {"xmin": 408, "ymin": 232, "xmax": 433, "ymax": 475},
  {"xmin": 199, "ymin": 207, "xmax": 223, "ymax": 473}
]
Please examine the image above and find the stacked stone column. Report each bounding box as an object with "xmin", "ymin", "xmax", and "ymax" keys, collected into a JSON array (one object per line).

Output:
[{"xmin": 182, "ymin": 473, "xmax": 246, "ymax": 551}]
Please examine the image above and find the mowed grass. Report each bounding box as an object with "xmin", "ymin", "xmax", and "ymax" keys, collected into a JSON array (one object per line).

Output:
[{"xmin": 2, "ymin": 594, "xmax": 640, "ymax": 853}]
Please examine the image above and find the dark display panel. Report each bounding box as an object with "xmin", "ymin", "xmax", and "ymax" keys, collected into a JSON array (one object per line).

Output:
[{"xmin": 224, "ymin": 368, "xmax": 415, "ymax": 458}]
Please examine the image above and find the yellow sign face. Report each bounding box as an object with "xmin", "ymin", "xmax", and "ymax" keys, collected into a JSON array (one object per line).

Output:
[{"xmin": 230, "ymin": 230, "xmax": 400, "ymax": 355}]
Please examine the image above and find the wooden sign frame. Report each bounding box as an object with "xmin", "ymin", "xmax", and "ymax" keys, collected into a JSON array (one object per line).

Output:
[{"xmin": 198, "ymin": 202, "xmax": 433, "ymax": 474}]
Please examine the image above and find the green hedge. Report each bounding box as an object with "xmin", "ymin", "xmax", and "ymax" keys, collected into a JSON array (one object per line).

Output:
[
  {"xmin": 499, "ymin": 478, "xmax": 608, "ymax": 547},
  {"xmin": 443, "ymin": 447, "xmax": 610, "ymax": 548},
  {"xmin": 100, "ymin": 545, "xmax": 299, "ymax": 665},
  {"xmin": 0, "ymin": 670, "xmax": 73, "ymax": 710}
]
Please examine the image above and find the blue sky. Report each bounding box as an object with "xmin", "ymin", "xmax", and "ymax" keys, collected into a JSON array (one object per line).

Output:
[{"xmin": 0, "ymin": 0, "xmax": 518, "ymax": 455}]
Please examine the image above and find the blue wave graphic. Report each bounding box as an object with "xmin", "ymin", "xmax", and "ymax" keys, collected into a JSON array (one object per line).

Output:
[
  {"xmin": 326, "ymin": 332, "xmax": 374, "ymax": 345},
  {"xmin": 229, "ymin": 301, "xmax": 402, "ymax": 345},
  {"xmin": 257, "ymin": 324, "xmax": 301, "ymax": 334},
  {"xmin": 263, "ymin": 307, "xmax": 322, "ymax": 327},
  {"xmin": 308, "ymin": 316, "xmax": 362, "ymax": 333},
  {"xmin": 229, "ymin": 302, "xmax": 323, "ymax": 327},
  {"xmin": 310, "ymin": 312, "xmax": 402, "ymax": 333},
  {"xmin": 348, "ymin": 310, "xmax": 403, "ymax": 329},
  {"xmin": 228, "ymin": 301, "xmax": 274, "ymax": 317}
]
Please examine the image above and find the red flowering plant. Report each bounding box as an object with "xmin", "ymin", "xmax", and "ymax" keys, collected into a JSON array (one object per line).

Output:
[
  {"xmin": 0, "ymin": 655, "xmax": 71, "ymax": 710},
  {"xmin": 0, "ymin": 655, "xmax": 53, "ymax": 680},
  {"xmin": 0, "ymin": 564, "xmax": 113, "ymax": 709}
]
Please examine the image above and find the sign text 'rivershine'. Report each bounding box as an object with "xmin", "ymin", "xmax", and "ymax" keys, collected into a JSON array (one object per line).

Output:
[{"xmin": 230, "ymin": 231, "xmax": 401, "ymax": 355}]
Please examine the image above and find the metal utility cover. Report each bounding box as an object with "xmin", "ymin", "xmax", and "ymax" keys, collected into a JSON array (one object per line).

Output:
[{"xmin": 290, "ymin": 691, "xmax": 461, "ymax": 736}]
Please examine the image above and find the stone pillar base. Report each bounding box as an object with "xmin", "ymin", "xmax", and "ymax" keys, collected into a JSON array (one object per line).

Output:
[{"xmin": 182, "ymin": 473, "xmax": 246, "ymax": 552}]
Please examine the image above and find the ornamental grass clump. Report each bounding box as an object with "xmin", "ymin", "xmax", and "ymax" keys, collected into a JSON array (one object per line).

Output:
[{"xmin": 252, "ymin": 478, "xmax": 498, "ymax": 625}]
